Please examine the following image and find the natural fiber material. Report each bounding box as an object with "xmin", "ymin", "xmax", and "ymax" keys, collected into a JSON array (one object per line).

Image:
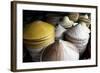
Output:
[
  {"xmin": 41, "ymin": 40, "xmax": 79, "ymax": 61},
  {"xmin": 41, "ymin": 40, "xmax": 63, "ymax": 61},
  {"xmin": 64, "ymin": 24, "xmax": 90, "ymax": 54},
  {"xmin": 79, "ymin": 14, "xmax": 91, "ymax": 27},
  {"xmin": 23, "ymin": 21, "xmax": 55, "ymax": 40},
  {"xmin": 59, "ymin": 40, "xmax": 79, "ymax": 60},
  {"xmin": 60, "ymin": 16, "xmax": 74, "ymax": 28},
  {"xmin": 25, "ymin": 37, "xmax": 55, "ymax": 49},
  {"xmin": 23, "ymin": 20, "xmax": 55, "ymax": 49},
  {"xmin": 68, "ymin": 13, "xmax": 79, "ymax": 22},
  {"xmin": 55, "ymin": 24, "xmax": 66, "ymax": 39}
]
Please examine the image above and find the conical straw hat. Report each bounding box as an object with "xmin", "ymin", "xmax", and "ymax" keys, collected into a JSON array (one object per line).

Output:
[{"xmin": 23, "ymin": 21, "xmax": 55, "ymax": 40}]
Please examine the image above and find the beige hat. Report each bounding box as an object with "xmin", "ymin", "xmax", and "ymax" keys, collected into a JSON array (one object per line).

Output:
[
  {"xmin": 60, "ymin": 16, "xmax": 74, "ymax": 28},
  {"xmin": 79, "ymin": 14, "xmax": 91, "ymax": 27},
  {"xmin": 41, "ymin": 40, "xmax": 63, "ymax": 61},
  {"xmin": 68, "ymin": 12, "xmax": 79, "ymax": 22},
  {"xmin": 41, "ymin": 40, "xmax": 79, "ymax": 61}
]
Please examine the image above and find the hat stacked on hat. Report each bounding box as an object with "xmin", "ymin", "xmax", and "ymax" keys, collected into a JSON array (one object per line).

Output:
[
  {"xmin": 23, "ymin": 21, "xmax": 55, "ymax": 61},
  {"xmin": 79, "ymin": 14, "xmax": 91, "ymax": 27},
  {"xmin": 64, "ymin": 14, "xmax": 90, "ymax": 55},
  {"xmin": 23, "ymin": 21, "xmax": 55, "ymax": 49}
]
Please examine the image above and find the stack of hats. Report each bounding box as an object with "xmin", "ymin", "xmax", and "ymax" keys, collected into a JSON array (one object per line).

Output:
[
  {"xmin": 64, "ymin": 14, "xmax": 90, "ymax": 55},
  {"xmin": 64, "ymin": 23, "xmax": 90, "ymax": 55},
  {"xmin": 65, "ymin": 16, "xmax": 90, "ymax": 54},
  {"xmin": 23, "ymin": 21, "xmax": 55, "ymax": 61},
  {"xmin": 79, "ymin": 14, "xmax": 91, "ymax": 27},
  {"xmin": 23, "ymin": 21, "xmax": 55, "ymax": 49}
]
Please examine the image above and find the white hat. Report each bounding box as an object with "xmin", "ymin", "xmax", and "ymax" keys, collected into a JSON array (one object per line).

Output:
[
  {"xmin": 41, "ymin": 40, "xmax": 79, "ymax": 61},
  {"xmin": 64, "ymin": 24, "xmax": 90, "ymax": 54},
  {"xmin": 55, "ymin": 24, "xmax": 66, "ymax": 39},
  {"xmin": 65, "ymin": 24, "xmax": 90, "ymax": 41}
]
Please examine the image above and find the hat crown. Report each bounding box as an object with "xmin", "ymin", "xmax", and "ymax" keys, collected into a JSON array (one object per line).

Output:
[
  {"xmin": 61, "ymin": 16, "xmax": 74, "ymax": 28},
  {"xmin": 84, "ymin": 14, "xmax": 89, "ymax": 19},
  {"xmin": 65, "ymin": 24, "xmax": 90, "ymax": 40},
  {"xmin": 23, "ymin": 21, "xmax": 55, "ymax": 40}
]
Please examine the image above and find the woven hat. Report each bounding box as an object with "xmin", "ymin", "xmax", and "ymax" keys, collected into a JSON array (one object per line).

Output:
[
  {"xmin": 68, "ymin": 12, "xmax": 79, "ymax": 22},
  {"xmin": 65, "ymin": 24, "xmax": 90, "ymax": 41},
  {"xmin": 41, "ymin": 40, "xmax": 79, "ymax": 61},
  {"xmin": 59, "ymin": 40, "xmax": 79, "ymax": 60},
  {"xmin": 60, "ymin": 16, "xmax": 74, "ymax": 28},
  {"xmin": 79, "ymin": 14, "xmax": 91, "ymax": 27},
  {"xmin": 41, "ymin": 40, "xmax": 63, "ymax": 61},
  {"xmin": 55, "ymin": 24, "xmax": 66, "ymax": 39},
  {"xmin": 23, "ymin": 21, "xmax": 55, "ymax": 49},
  {"xmin": 64, "ymin": 24, "xmax": 90, "ymax": 54}
]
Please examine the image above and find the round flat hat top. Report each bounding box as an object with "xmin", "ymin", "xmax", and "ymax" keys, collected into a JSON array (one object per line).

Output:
[{"xmin": 23, "ymin": 21, "xmax": 55, "ymax": 40}]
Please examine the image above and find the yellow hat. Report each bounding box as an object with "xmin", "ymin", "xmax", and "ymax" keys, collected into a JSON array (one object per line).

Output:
[
  {"xmin": 23, "ymin": 21, "xmax": 55, "ymax": 40},
  {"xmin": 24, "ymin": 32, "xmax": 55, "ymax": 44},
  {"xmin": 23, "ymin": 20, "xmax": 55, "ymax": 49},
  {"xmin": 25, "ymin": 37, "xmax": 55, "ymax": 49}
]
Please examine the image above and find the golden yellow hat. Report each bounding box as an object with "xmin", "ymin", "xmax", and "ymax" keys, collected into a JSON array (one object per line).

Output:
[
  {"xmin": 25, "ymin": 37, "xmax": 55, "ymax": 49},
  {"xmin": 23, "ymin": 20, "xmax": 55, "ymax": 49},
  {"xmin": 23, "ymin": 21, "xmax": 55, "ymax": 40},
  {"xmin": 24, "ymin": 32, "xmax": 55, "ymax": 44}
]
